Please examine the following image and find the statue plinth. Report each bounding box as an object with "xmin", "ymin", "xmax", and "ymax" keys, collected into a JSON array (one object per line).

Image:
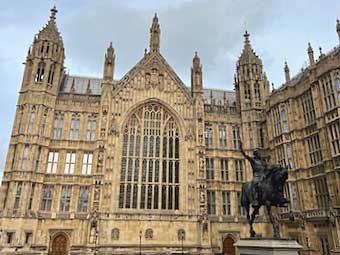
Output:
[{"xmin": 234, "ymin": 238, "xmax": 302, "ymax": 255}]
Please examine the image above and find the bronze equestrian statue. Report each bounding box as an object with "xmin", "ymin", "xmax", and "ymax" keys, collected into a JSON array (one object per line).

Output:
[{"xmin": 240, "ymin": 141, "xmax": 289, "ymax": 238}]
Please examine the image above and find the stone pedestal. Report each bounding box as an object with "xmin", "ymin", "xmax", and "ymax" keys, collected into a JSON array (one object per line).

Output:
[{"xmin": 234, "ymin": 238, "xmax": 302, "ymax": 255}]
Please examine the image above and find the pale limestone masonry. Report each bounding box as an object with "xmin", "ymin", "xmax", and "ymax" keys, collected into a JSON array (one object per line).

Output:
[{"xmin": 0, "ymin": 5, "xmax": 339, "ymax": 255}]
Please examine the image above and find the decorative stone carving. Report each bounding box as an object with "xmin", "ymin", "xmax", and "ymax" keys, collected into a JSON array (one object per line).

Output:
[
  {"xmin": 89, "ymin": 210, "xmax": 98, "ymax": 244},
  {"xmin": 145, "ymin": 228, "xmax": 153, "ymax": 240},
  {"xmin": 177, "ymin": 229, "xmax": 185, "ymax": 241},
  {"xmin": 111, "ymin": 228, "xmax": 119, "ymax": 240}
]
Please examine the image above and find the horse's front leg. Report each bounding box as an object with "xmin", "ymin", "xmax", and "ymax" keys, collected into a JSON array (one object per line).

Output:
[
  {"xmin": 266, "ymin": 205, "xmax": 280, "ymax": 239},
  {"xmin": 249, "ymin": 207, "xmax": 259, "ymax": 238}
]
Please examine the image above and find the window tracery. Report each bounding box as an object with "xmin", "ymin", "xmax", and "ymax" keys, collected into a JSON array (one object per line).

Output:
[{"xmin": 119, "ymin": 103, "xmax": 180, "ymax": 210}]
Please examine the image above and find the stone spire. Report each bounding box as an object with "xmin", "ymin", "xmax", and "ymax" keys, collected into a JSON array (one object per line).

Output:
[
  {"xmin": 103, "ymin": 42, "xmax": 115, "ymax": 81},
  {"xmin": 337, "ymin": 19, "xmax": 340, "ymax": 43},
  {"xmin": 238, "ymin": 31, "xmax": 262, "ymax": 65},
  {"xmin": 307, "ymin": 42, "xmax": 315, "ymax": 65},
  {"xmin": 149, "ymin": 14, "xmax": 161, "ymax": 53},
  {"xmin": 191, "ymin": 51, "xmax": 203, "ymax": 95},
  {"xmin": 284, "ymin": 61, "xmax": 290, "ymax": 83},
  {"xmin": 36, "ymin": 4, "xmax": 63, "ymax": 45}
]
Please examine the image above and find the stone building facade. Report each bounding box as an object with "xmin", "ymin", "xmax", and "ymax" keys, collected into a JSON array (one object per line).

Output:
[{"xmin": 0, "ymin": 5, "xmax": 339, "ymax": 255}]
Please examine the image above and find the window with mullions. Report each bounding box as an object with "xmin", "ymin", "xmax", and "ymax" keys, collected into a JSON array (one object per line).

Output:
[
  {"xmin": 207, "ymin": 190, "xmax": 216, "ymax": 215},
  {"xmin": 52, "ymin": 113, "xmax": 64, "ymax": 139},
  {"xmin": 28, "ymin": 109, "xmax": 35, "ymax": 134},
  {"xmin": 307, "ymin": 135, "xmax": 323, "ymax": 165},
  {"xmin": 35, "ymin": 61, "xmax": 45, "ymax": 82},
  {"xmin": 40, "ymin": 185, "xmax": 54, "ymax": 211},
  {"xmin": 220, "ymin": 159, "xmax": 229, "ymax": 181},
  {"xmin": 301, "ymin": 90, "xmax": 316, "ymax": 126},
  {"xmin": 13, "ymin": 182, "xmax": 23, "ymax": 209},
  {"xmin": 232, "ymin": 125, "xmax": 241, "ymax": 150},
  {"xmin": 206, "ymin": 158, "xmax": 214, "ymax": 180},
  {"xmin": 222, "ymin": 191, "xmax": 231, "ymax": 216},
  {"xmin": 86, "ymin": 117, "xmax": 97, "ymax": 141},
  {"xmin": 204, "ymin": 123, "xmax": 213, "ymax": 148},
  {"xmin": 235, "ymin": 160, "xmax": 244, "ymax": 181},
  {"xmin": 219, "ymin": 125, "xmax": 227, "ymax": 149},
  {"xmin": 119, "ymin": 103, "xmax": 180, "ymax": 210},
  {"xmin": 59, "ymin": 186, "xmax": 72, "ymax": 212},
  {"xmin": 69, "ymin": 116, "xmax": 80, "ymax": 140},
  {"xmin": 27, "ymin": 183, "xmax": 35, "ymax": 210},
  {"xmin": 22, "ymin": 145, "xmax": 29, "ymax": 170},
  {"xmin": 321, "ymin": 74, "xmax": 336, "ymax": 111},
  {"xmin": 78, "ymin": 186, "xmax": 90, "ymax": 212}
]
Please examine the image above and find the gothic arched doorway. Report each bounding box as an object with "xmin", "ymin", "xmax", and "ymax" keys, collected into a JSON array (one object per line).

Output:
[
  {"xmin": 223, "ymin": 237, "xmax": 235, "ymax": 255},
  {"xmin": 51, "ymin": 233, "xmax": 68, "ymax": 255}
]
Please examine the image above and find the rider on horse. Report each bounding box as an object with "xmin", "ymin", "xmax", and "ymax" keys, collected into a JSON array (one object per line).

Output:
[{"xmin": 240, "ymin": 141, "xmax": 268, "ymax": 208}]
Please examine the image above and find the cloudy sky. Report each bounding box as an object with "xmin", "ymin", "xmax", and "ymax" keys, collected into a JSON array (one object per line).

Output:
[{"xmin": 0, "ymin": 0, "xmax": 339, "ymax": 177}]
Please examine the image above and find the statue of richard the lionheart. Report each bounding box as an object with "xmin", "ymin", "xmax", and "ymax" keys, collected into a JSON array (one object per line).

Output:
[{"xmin": 239, "ymin": 141, "xmax": 289, "ymax": 238}]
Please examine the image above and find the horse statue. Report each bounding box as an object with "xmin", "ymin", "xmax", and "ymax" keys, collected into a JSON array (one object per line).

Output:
[
  {"xmin": 241, "ymin": 165, "xmax": 289, "ymax": 238},
  {"xmin": 239, "ymin": 141, "xmax": 289, "ymax": 239}
]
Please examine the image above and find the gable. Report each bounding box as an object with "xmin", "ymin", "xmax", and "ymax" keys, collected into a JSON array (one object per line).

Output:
[{"xmin": 113, "ymin": 52, "xmax": 193, "ymax": 103}]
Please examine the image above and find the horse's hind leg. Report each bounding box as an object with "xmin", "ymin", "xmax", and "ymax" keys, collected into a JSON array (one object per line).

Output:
[
  {"xmin": 266, "ymin": 205, "xmax": 280, "ymax": 239},
  {"xmin": 246, "ymin": 205, "xmax": 250, "ymax": 224},
  {"xmin": 249, "ymin": 207, "xmax": 259, "ymax": 238}
]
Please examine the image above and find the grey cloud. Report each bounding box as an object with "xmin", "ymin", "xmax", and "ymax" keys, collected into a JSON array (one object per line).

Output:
[{"xmin": 61, "ymin": 0, "xmax": 276, "ymax": 88}]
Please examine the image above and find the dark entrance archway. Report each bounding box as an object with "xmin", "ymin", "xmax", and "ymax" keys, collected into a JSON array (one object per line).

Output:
[
  {"xmin": 223, "ymin": 236, "xmax": 235, "ymax": 255},
  {"xmin": 51, "ymin": 233, "xmax": 68, "ymax": 255}
]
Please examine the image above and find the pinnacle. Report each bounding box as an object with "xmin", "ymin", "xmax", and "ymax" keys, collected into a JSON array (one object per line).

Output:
[
  {"xmin": 308, "ymin": 42, "xmax": 313, "ymax": 52},
  {"xmin": 244, "ymin": 30, "xmax": 250, "ymax": 45},
  {"xmin": 284, "ymin": 61, "xmax": 289, "ymax": 71},
  {"xmin": 50, "ymin": 4, "xmax": 58, "ymax": 21},
  {"xmin": 153, "ymin": 13, "xmax": 158, "ymax": 23}
]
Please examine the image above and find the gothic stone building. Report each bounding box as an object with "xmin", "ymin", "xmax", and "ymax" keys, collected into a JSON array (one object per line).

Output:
[{"xmin": 0, "ymin": 5, "xmax": 340, "ymax": 255}]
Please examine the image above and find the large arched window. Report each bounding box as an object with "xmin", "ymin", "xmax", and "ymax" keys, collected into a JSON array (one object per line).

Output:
[{"xmin": 119, "ymin": 103, "xmax": 180, "ymax": 210}]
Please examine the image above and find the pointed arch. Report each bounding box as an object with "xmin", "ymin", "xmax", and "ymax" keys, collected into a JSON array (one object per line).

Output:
[
  {"xmin": 35, "ymin": 61, "xmax": 46, "ymax": 82},
  {"xmin": 120, "ymin": 98, "xmax": 186, "ymax": 138},
  {"xmin": 50, "ymin": 232, "xmax": 69, "ymax": 255},
  {"xmin": 48, "ymin": 63, "xmax": 56, "ymax": 84},
  {"xmin": 222, "ymin": 236, "xmax": 236, "ymax": 255},
  {"xmin": 118, "ymin": 100, "xmax": 183, "ymax": 210}
]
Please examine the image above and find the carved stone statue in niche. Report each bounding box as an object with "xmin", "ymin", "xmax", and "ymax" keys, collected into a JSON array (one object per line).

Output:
[
  {"xmin": 145, "ymin": 73, "xmax": 151, "ymax": 88},
  {"xmin": 109, "ymin": 114, "xmax": 118, "ymax": 136},
  {"xmin": 199, "ymin": 188, "xmax": 206, "ymax": 204},
  {"xmin": 89, "ymin": 210, "xmax": 98, "ymax": 244},
  {"xmin": 199, "ymin": 156, "xmax": 205, "ymax": 176},
  {"xmin": 150, "ymin": 68, "xmax": 159, "ymax": 87},
  {"xmin": 158, "ymin": 74, "xmax": 164, "ymax": 90},
  {"xmin": 202, "ymin": 209, "xmax": 208, "ymax": 232},
  {"xmin": 111, "ymin": 228, "xmax": 119, "ymax": 240},
  {"xmin": 94, "ymin": 184, "xmax": 101, "ymax": 201}
]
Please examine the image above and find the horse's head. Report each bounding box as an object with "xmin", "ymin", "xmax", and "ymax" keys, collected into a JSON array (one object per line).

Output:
[{"xmin": 270, "ymin": 165, "xmax": 288, "ymax": 191}]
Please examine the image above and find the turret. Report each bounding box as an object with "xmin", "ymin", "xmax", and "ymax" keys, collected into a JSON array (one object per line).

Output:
[
  {"xmin": 22, "ymin": 4, "xmax": 64, "ymax": 93},
  {"xmin": 103, "ymin": 42, "xmax": 115, "ymax": 81},
  {"xmin": 191, "ymin": 51, "xmax": 203, "ymax": 96},
  {"xmin": 284, "ymin": 61, "xmax": 290, "ymax": 83},
  {"xmin": 307, "ymin": 42, "xmax": 315, "ymax": 65},
  {"xmin": 149, "ymin": 14, "xmax": 160, "ymax": 53},
  {"xmin": 235, "ymin": 31, "xmax": 266, "ymax": 110}
]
